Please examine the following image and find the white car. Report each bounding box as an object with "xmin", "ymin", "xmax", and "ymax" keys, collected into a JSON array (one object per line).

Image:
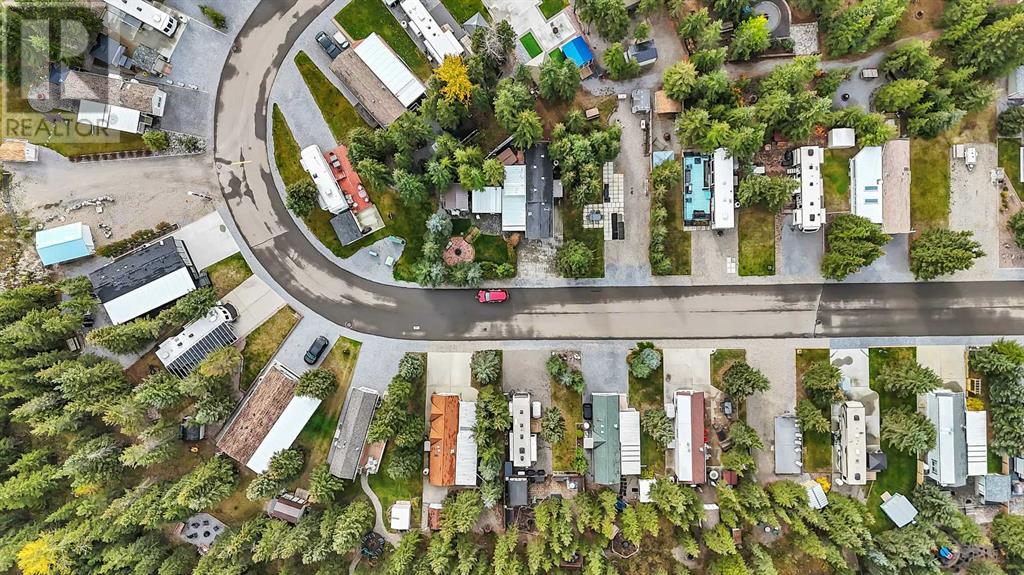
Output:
[{"xmin": 332, "ymin": 31, "xmax": 351, "ymax": 51}]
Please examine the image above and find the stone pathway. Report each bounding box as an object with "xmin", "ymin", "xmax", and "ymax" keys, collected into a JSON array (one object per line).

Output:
[{"xmin": 360, "ymin": 473, "xmax": 400, "ymax": 545}]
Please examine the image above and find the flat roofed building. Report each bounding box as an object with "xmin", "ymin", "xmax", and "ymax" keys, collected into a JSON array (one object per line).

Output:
[
  {"xmin": 455, "ymin": 401, "xmax": 478, "ymax": 486},
  {"xmin": 509, "ymin": 393, "xmax": 533, "ymax": 468},
  {"xmin": 926, "ymin": 390, "xmax": 967, "ymax": 487},
  {"xmin": 330, "ymin": 33, "xmax": 425, "ymax": 127},
  {"xmin": 61, "ymin": 70, "xmax": 166, "ymax": 116},
  {"xmin": 300, "ymin": 145, "xmax": 348, "ymax": 215},
  {"xmin": 827, "ymin": 128, "xmax": 855, "ymax": 149},
  {"xmin": 712, "ymin": 148, "xmax": 735, "ymax": 230},
  {"xmin": 851, "ymin": 146, "xmax": 884, "ymax": 225},
  {"xmin": 881, "ymin": 139, "xmax": 911, "ymax": 234},
  {"xmin": 329, "ymin": 387, "xmax": 379, "ymax": 479},
  {"xmin": 673, "ymin": 391, "xmax": 706, "ymax": 484},
  {"xmin": 965, "ymin": 410, "xmax": 988, "ymax": 477},
  {"xmin": 156, "ymin": 305, "xmax": 237, "ymax": 377},
  {"xmin": 89, "ymin": 237, "xmax": 201, "ymax": 325},
  {"xmin": 501, "ymin": 165, "xmax": 527, "ymax": 232},
  {"xmin": 591, "ymin": 393, "xmax": 622, "ymax": 485},
  {"xmin": 525, "ymin": 143, "xmax": 554, "ymax": 239},
  {"xmin": 77, "ymin": 100, "xmax": 150, "ymax": 134},
  {"xmin": 774, "ymin": 415, "xmax": 802, "ymax": 475},
  {"xmin": 355, "ymin": 34, "xmax": 426, "ymax": 107},
  {"xmin": 35, "ymin": 222, "xmax": 94, "ymax": 265},
  {"xmin": 792, "ymin": 146, "xmax": 825, "ymax": 232},
  {"xmin": 217, "ymin": 363, "xmax": 321, "ymax": 473},
  {"xmin": 390, "ymin": 501, "xmax": 413, "ymax": 530},
  {"xmin": 400, "ymin": 0, "xmax": 465, "ymax": 63},
  {"xmin": 429, "ymin": 394, "xmax": 460, "ymax": 486},
  {"xmin": 620, "ymin": 409, "xmax": 641, "ymax": 476},
  {"xmin": 836, "ymin": 401, "xmax": 867, "ymax": 485}
]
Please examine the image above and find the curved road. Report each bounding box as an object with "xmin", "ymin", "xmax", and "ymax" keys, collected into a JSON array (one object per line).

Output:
[{"xmin": 213, "ymin": 0, "xmax": 1024, "ymax": 341}]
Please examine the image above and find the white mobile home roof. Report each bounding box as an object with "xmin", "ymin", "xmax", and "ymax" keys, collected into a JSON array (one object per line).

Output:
[
  {"xmin": 851, "ymin": 146, "xmax": 883, "ymax": 224},
  {"xmin": 620, "ymin": 410, "xmax": 641, "ymax": 476},
  {"xmin": 103, "ymin": 266, "xmax": 196, "ymax": 324},
  {"xmin": 502, "ymin": 165, "xmax": 527, "ymax": 232},
  {"xmin": 455, "ymin": 401, "xmax": 478, "ymax": 486},
  {"xmin": 794, "ymin": 146, "xmax": 824, "ymax": 231},
  {"xmin": 673, "ymin": 392, "xmax": 702, "ymax": 482},
  {"xmin": 712, "ymin": 148, "xmax": 735, "ymax": 230},
  {"xmin": 965, "ymin": 410, "xmax": 988, "ymax": 477},
  {"xmin": 509, "ymin": 393, "xmax": 532, "ymax": 468},
  {"xmin": 472, "ymin": 187, "xmax": 502, "ymax": 213},
  {"xmin": 246, "ymin": 395, "xmax": 322, "ymax": 473},
  {"xmin": 77, "ymin": 100, "xmax": 143, "ymax": 134},
  {"xmin": 926, "ymin": 390, "xmax": 967, "ymax": 487},
  {"xmin": 827, "ymin": 127, "xmax": 855, "ymax": 149},
  {"xmin": 354, "ymin": 33, "xmax": 426, "ymax": 107},
  {"xmin": 300, "ymin": 145, "xmax": 348, "ymax": 214},
  {"xmin": 399, "ymin": 0, "xmax": 465, "ymax": 63}
]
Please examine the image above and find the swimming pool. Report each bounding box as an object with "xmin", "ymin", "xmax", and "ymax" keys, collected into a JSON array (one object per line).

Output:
[{"xmin": 683, "ymin": 154, "xmax": 713, "ymax": 224}]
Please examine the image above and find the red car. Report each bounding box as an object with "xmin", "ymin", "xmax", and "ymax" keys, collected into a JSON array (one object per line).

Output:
[{"xmin": 477, "ymin": 289, "xmax": 508, "ymax": 303}]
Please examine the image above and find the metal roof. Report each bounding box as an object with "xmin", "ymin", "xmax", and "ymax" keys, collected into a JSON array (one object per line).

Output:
[
  {"xmin": 157, "ymin": 306, "xmax": 237, "ymax": 377},
  {"xmin": 455, "ymin": 400, "xmax": 478, "ymax": 486},
  {"xmin": 965, "ymin": 410, "xmax": 988, "ymax": 477},
  {"xmin": 851, "ymin": 146, "xmax": 884, "ymax": 224},
  {"xmin": 248, "ymin": 394, "xmax": 322, "ymax": 473},
  {"xmin": 525, "ymin": 144, "xmax": 553, "ymax": 239},
  {"xmin": 880, "ymin": 492, "xmax": 918, "ymax": 528},
  {"xmin": 673, "ymin": 391, "xmax": 706, "ymax": 484},
  {"xmin": 591, "ymin": 393, "xmax": 622, "ymax": 485},
  {"xmin": 89, "ymin": 238, "xmax": 199, "ymax": 325},
  {"xmin": 501, "ymin": 165, "xmax": 527, "ymax": 232},
  {"xmin": 977, "ymin": 473, "xmax": 1012, "ymax": 504},
  {"xmin": 774, "ymin": 415, "xmax": 802, "ymax": 475},
  {"xmin": 507, "ymin": 477, "xmax": 528, "ymax": 507},
  {"xmin": 35, "ymin": 222, "xmax": 94, "ymax": 265},
  {"xmin": 712, "ymin": 148, "xmax": 735, "ymax": 230},
  {"xmin": 926, "ymin": 390, "xmax": 967, "ymax": 488},
  {"xmin": 620, "ymin": 410, "xmax": 641, "ymax": 476},
  {"xmin": 472, "ymin": 186, "xmax": 502, "ymax": 214},
  {"xmin": 329, "ymin": 387, "xmax": 379, "ymax": 479},
  {"xmin": 353, "ymin": 33, "xmax": 426, "ymax": 108}
]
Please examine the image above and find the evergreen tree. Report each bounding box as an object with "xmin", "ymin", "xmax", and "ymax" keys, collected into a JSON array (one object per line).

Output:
[
  {"xmin": 539, "ymin": 58, "xmax": 580, "ymax": 102},
  {"xmin": 556, "ymin": 240, "xmax": 595, "ymax": 278},
  {"xmin": 471, "ymin": 350, "xmax": 501, "ymax": 386},
  {"xmin": 721, "ymin": 361, "xmax": 771, "ymax": 400},
  {"xmin": 821, "ymin": 214, "xmax": 891, "ymax": 280},
  {"xmin": 510, "ymin": 110, "xmax": 543, "ymax": 150},
  {"xmin": 663, "ymin": 60, "xmax": 698, "ymax": 102},
  {"xmin": 295, "ymin": 369, "xmax": 338, "ymax": 400},
  {"xmin": 802, "ymin": 361, "xmax": 843, "ymax": 408},
  {"xmin": 876, "ymin": 358, "xmax": 942, "ymax": 396},
  {"xmin": 737, "ymin": 175, "xmax": 799, "ymax": 212},
  {"xmin": 167, "ymin": 455, "xmax": 237, "ymax": 511},
  {"xmin": 603, "ymin": 42, "xmax": 640, "ymax": 80},
  {"xmin": 910, "ymin": 229, "xmax": 984, "ymax": 280},
  {"xmin": 284, "ymin": 180, "xmax": 318, "ymax": 218},
  {"xmin": 881, "ymin": 408, "xmax": 937, "ymax": 454},
  {"xmin": 85, "ymin": 317, "xmax": 163, "ymax": 354},
  {"xmin": 873, "ymin": 78, "xmax": 929, "ymax": 112},
  {"xmin": 796, "ymin": 399, "xmax": 830, "ymax": 433}
]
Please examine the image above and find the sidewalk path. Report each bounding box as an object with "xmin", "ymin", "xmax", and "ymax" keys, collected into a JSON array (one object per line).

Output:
[{"xmin": 361, "ymin": 473, "xmax": 401, "ymax": 545}]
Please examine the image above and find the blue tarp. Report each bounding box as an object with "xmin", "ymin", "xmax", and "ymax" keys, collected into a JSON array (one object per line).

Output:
[{"xmin": 562, "ymin": 36, "xmax": 594, "ymax": 67}]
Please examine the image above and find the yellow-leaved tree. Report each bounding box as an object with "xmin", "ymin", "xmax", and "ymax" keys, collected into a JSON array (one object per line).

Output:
[
  {"xmin": 436, "ymin": 55, "xmax": 473, "ymax": 104},
  {"xmin": 17, "ymin": 537, "xmax": 57, "ymax": 575}
]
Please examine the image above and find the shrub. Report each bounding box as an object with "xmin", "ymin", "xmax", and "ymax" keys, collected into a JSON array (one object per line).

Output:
[
  {"xmin": 95, "ymin": 222, "xmax": 174, "ymax": 258},
  {"xmin": 199, "ymin": 5, "xmax": 227, "ymax": 29},
  {"xmin": 285, "ymin": 181, "xmax": 318, "ymax": 218},
  {"xmin": 1009, "ymin": 210, "xmax": 1024, "ymax": 249},
  {"xmin": 295, "ymin": 369, "xmax": 338, "ymax": 400},
  {"xmin": 998, "ymin": 106, "xmax": 1024, "ymax": 137},
  {"xmin": 556, "ymin": 240, "xmax": 595, "ymax": 278},
  {"xmin": 142, "ymin": 130, "xmax": 170, "ymax": 152}
]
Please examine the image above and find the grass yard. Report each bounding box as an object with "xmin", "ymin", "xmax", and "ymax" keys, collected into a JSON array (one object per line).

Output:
[
  {"xmin": 738, "ymin": 205, "xmax": 776, "ymax": 276},
  {"xmin": 559, "ymin": 202, "xmax": 605, "ymax": 278},
  {"xmin": 440, "ymin": 0, "xmax": 489, "ymax": 24},
  {"xmin": 910, "ymin": 137, "xmax": 951, "ymax": 232},
  {"xmin": 822, "ymin": 148, "xmax": 854, "ymax": 212},
  {"xmin": 711, "ymin": 349, "xmax": 746, "ymax": 391},
  {"xmin": 335, "ymin": 0, "xmax": 432, "ymax": 80},
  {"xmin": 294, "ymin": 51, "xmax": 369, "ymax": 144},
  {"xmin": 240, "ymin": 306, "xmax": 300, "ymax": 389},
  {"xmin": 367, "ymin": 352, "xmax": 426, "ymax": 527},
  {"xmin": 551, "ymin": 380, "xmax": 583, "ymax": 472},
  {"xmin": 211, "ymin": 467, "xmax": 265, "ymax": 525},
  {"xmin": 272, "ymin": 104, "xmax": 306, "ymax": 186},
  {"xmin": 294, "ymin": 337, "xmax": 361, "ymax": 487},
  {"xmin": 866, "ymin": 347, "xmax": 919, "ymax": 531},
  {"xmin": 520, "ymin": 32, "xmax": 543, "ymax": 59},
  {"xmin": 795, "ymin": 349, "xmax": 832, "ymax": 472},
  {"xmin": 658, "ymin": 182, "xmax": 692, "ymax": 275},
  {"xmin": 2, "ymin": 81, "xmax": 146, "ymax": 157},
  {"xmin": 999, "ymin": 138, "xmax": 1023, "ymax": 198},
  {"xmin": 538, "ymin": 0, "xmax": 568, "ymax": 19},
  {"xmin": 205, "ymin": 253, "xmax": 253, "ymax": 298},
  {"xmin": 627, "ymin": 348, "xmax": 666, "ymax": 476},
  {"xmin": 473, "ymin": 233, "xmax": 515, "ymax": 271}
]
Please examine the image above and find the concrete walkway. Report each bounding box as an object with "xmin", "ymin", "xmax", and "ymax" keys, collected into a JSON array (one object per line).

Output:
[{"xmin": 361, "ymin": 473, "xmax": 401, "ymax": 545}]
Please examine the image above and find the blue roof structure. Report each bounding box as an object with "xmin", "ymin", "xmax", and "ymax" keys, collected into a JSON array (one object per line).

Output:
[
  {"xmin": 35, "ymin": 223, "xmax": 94, "ymax": 265},
  {"xmin": 562, "ymin": 36, "xmax": 594, "ymax": 67}
]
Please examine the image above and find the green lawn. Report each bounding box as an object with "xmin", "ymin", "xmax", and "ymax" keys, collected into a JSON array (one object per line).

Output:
[
  {"xmin": 367, "ymin": 352, "xmax": 426, "ymax": 527},
  {"xmin": 472, "ymin": 234, "xmax": 514, "ymax": 267},
  {"xmin": 658, "ymin": 180, "xmax": 692, "ymax": 275},
  {"xmin": 551, "ymin": 379, "xmax": 583, "ymax": 472},
  {"xmin": 240, "ymin": 306, "xmax": 300, "ymax": 389},
  {"xmin": 823, "ymin": 148, "xmax": 854, "ymax": 212},
  {"xmin": 520, "ymin": 32, "xmax": 543, "ymax": 59},
  {"xmin": 738, "ymin": 205, "xmax": 775, "ymax": 276},
  {"xmin": 440, "ymin": 0, "xmax": 489, "ymax": 24},
  {"xmin": 295, "ymin": 337, "xmax": 361, "ymax": 487},
  {"xmin": 204, "ymin": 253, "xmax": 253, "ymax": 299},
  {"xmin": 538, "ymin": 0, "xmax": 568, "ymax": 19},
  {"xmin": 335, "ymin": 0, "xmax": 433, "ymax": 80},
  {"xmin": 2, "ymin": 81, "xmax": 146, "ymax": 157},
  {"xmin": 866, "ymin": 347, "xmax": 919, "ymax": 531},
  {"xmin": 796, "ymin": 349, "xmax": 832, "ymax": 472},
  {"xmin": 627, "ymin": 349, "xmax": 666, "ymax": 477},
  {"xmin": 294, "ymin": 51, "xmax": 368, "ymax": 144},
  {"xmin": 999, "ymin": 138, "xmax": 1022, "ymax": 198},
  {"xmin": 272, "ymin": 104, "xmax": 306, "ymax": 186},
  {"xmin": 910, "ymin": 137, "xmax": 951, "ymax": 232},
  {"xmin": 711, "ymin": 349, "xmax": 746, "ymax": 391},
  {"xmin": 559, "ymin": 202, "xmax": 604, "ymax": 278}
]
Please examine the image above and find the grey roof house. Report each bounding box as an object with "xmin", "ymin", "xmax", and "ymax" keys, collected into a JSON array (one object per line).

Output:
[
  {"xmin": 525, "ymin": 143, "xmax": 554, "ymax": 239},
  {"xmin": 627, "ymin": 39, "xmax": 658, "ymax": 66},
  {"xmin": 925, "ymin": 390, "xmax": 967, "ymax": 488},
  {"xmin": 329, "ymin": 387, "xmax": 380, "ymax": 480}
]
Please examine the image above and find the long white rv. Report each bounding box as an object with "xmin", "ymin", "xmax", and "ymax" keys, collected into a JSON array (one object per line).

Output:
[
  {"xmin": 103, "ymin": 0, "xmax": 179, "ymax": 37},
  {"xmin": 791, "ymin": 146, "xmax": 825, "ymax": 233}
]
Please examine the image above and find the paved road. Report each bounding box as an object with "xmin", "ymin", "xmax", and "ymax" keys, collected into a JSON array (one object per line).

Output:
[{"xmin": 213, "ymin": 0, "xmax": 1024, "ymax": 342}]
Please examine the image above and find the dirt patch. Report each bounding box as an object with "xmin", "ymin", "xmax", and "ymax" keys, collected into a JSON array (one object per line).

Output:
[
  {"xmin": 895, "ymin": 0, "xmax": 944, "ymax": 39},
  {"xmin": 535, "ymin": 92, "xmax": 618, "ymax": 136},
  {"xmin": 999, "ymin": 182, "xmax": 1024, "ymax": 268}
]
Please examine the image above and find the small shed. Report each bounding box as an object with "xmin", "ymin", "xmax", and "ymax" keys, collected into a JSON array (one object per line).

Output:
[
  {"xmin": 827, "ymin": 128, "xmax": 855, "ymax": 149},
  {"xmin": 35, "ymin": 222, "xmax": 95, "ymax": 265},
  {"xmin": 631, "ymin": 88, "xmax": 651, "ymax": 114},
  {"xmin": 638, "ymin": 478, "xmax": 655, "ymax": 503},
  {"xmin": 879, "ymin": 492, "xmax": 918, "ymax": 528},
  {"xmin": 977, "ymin": 474, "xmax": 1012, "ymax": 504},
  {"xmin": 627, "ymin": 39, "xmax": 658, "ymax": 67},
  {"xmin": 507, "ymin": 477, "xmax": 529, "ymax": 507},
  {"xmin": 267, "ymin": 491, "xmax": 309, "ymax": 524},
  {"xmin": 390, "ymin": 500, "xmax": 412, "ymax": 530},
  {"xmin": 805, "ymin": 481, "xmax": 828, "ymax": 510}
]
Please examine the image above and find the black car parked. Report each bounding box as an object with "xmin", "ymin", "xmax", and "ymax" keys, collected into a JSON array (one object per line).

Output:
[
  {"xmin": 304, "ymin": 336, "xmax": 330, "ymax": 365},
  {"xmin": 315, "ymin": 32, "xmax": 342, "ymax": 59}
]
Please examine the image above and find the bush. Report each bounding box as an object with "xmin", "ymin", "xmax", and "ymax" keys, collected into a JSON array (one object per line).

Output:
[
  {"xmin": 540, "ymin": 407, "xmax": 566, "ymax": 444},
  {"xmin": 556, "ymin": 240, "xmax": 595, "ymax": 278},
  {"xmin": 179, "ymin": 135, "xmax": 204, "ymax": 154},
  {"xmin": 295, "ymin": 369, "xmax": 338, "ymax": 400},
  {"xmin": 1009, "ymin": 210, "xmax": 1024, "ymax": 249},
  {"xmin": 572, "ymin": 447, "xmax": 589, "ymax": 474},
  {"xmin": 200, "ymin": 5, "xmax": 227, "ymax": 29},
  {"xmin": 285, "ymin": 181, "xmax": 318, "ymax": 218},
  {"xmin": 640, "ymin": 409, "xmax": 673, "ymax": 445},
  {"xmin": 142, "ymin": 130, "xmax": 169, "ymax": 152},
  {"xmin": 998, "ymin": 106, "xmax": 1024, "ymax": 137},
  {"xmin": 95, "ymin": 222, "xmax": 174, "ymax": 258}
]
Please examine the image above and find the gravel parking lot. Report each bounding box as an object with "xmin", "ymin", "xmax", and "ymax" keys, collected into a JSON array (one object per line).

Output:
[
  {"xmin": 503, "ymin": 350, "xmax": 556, "ymax": 473},
  {"xmin": 948, "ymin": 143, "xmax": 1000, "ymax": 280}
]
